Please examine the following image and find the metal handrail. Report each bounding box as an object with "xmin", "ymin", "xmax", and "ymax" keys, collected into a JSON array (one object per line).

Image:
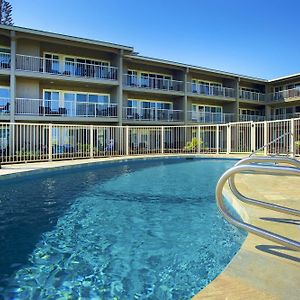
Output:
[
  {"xmin": 250, "ymin": 132, "xmax": 293, "ymax": 157},
  {"xmin": 216, "ymin": 163, "xmax": 300, "ymax": 251}
]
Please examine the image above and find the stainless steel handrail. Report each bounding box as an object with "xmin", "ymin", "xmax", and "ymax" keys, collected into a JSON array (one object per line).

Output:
[
  {"xmin": 228, "ymin": 156, "xmax": 300, "ymax": 217},
  {"xmin": 216, "ymin": 164, "xmax": 300, "ymax": 251},
  {"xmin": 250, "ymin": 132, "xmax": 293, "ymax": 157}
]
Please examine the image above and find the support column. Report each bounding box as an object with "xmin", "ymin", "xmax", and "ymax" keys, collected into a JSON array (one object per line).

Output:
[
  {"xmin": 183, "ymin": 69, "xmax": 188, "ymax": 124},
  {"xmin": 10, "ymin": 30, "xmax": 16, "ymax": 122},
  {"xmin": 9, "ymin": 31, "xmax": 16, "ymax": 159},
  {"xmin": 234, "ymin": 77, "xmax": 240, "ymax": 122},
  {"xmin": 117, "ymin": 50, "xmax": 123, "ymax": 126}
]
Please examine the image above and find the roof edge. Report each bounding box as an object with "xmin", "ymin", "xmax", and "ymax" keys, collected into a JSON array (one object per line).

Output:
[
  {"xmin": 125, "ymin": 54, "xmax": 268, "ymax": 82},
  {"xmin": 0, "ymin": 24, "xmax": 134, "ymax": 51}
]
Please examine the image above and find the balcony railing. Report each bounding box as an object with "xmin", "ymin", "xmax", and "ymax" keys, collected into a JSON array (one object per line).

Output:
[
  {"xmin": 123, "ymin": 107, "xmax": 183, "ymax": 122},
  {"xmin": 269, "ymin": 112, "xmax": 300, "ymax": 120},
  {"xmin": 15, "ymin": 54, "xmax": 118, "ymax": 81},
  {"xmin": 188, "ymin": 111, "xmax": 235, "ymax": 124},
  {"xmin": 269, "ymin": 88, "xmax": 300, "ymax": 102},
  {"xmin": 239, "ymin": 114, "xmax": 266, "ymax": 122},
  {"xmin": 187, "ymin": 82, "xmax": 235, "ymax": 98},
  {"xmin": 15, "ymin": 98, "xmax": 118, "ymax": 118},
  {"xmin": 0, "ymin": 52, "xmax": 11, "ymax": 69},
  {"xmin": 239, "ymin": 90, "xmax": 266, "ymax": 102},
  {"xmin": 0, "ymin": 98, "xmax": 10, "ymax": 114},
  {"xmin": 123, "ymin": 74, "xmax": 184, "ymax": 92}
]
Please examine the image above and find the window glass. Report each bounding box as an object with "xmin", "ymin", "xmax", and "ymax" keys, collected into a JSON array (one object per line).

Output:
[
  {"xmin": 89, "ymin": 94, "xmax": 98, "ymax": 103},
  {"xmin": 64, "ymin": 93, "xmax": 75, "ymax": 101},
  {"xmin": 77, "ymin": 93, "xmax": 87, "ymax": 102},
  {"xmin": 0, "ymin": 87, "xmax": 10, "ymax": 98},
  {"xmin": 99, "ymin": 95, "xmax": 109, "ymax": 103}
]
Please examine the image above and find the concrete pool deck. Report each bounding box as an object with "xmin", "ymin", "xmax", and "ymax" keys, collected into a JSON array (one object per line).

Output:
[{"xmin": 0, "ymin": 154, "xmax": 299, "ymax": 299}]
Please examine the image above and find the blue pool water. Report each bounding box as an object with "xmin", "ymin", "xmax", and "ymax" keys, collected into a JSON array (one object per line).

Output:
[{"xmin": 0, "ymin": 158, "xmax": 245, "ymax": 299}]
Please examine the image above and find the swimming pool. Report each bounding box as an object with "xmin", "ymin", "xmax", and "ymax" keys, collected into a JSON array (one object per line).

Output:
[{"xmin": 0, "ymin": 158, "xmax": 245, "ymax": 299}]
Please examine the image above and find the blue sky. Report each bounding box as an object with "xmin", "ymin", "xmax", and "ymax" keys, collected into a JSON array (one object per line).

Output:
[{"xmin": 9, "ymin": 0, "xmax": 300, "ymax": 79}]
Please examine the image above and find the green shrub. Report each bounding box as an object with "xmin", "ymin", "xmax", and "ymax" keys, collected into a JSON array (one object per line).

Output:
[{"xmin": 184, "ymin": 137, "xmax": 203, "ymax": 151}]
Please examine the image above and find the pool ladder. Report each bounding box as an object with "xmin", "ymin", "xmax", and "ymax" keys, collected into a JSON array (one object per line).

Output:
[{"xmin": 216, "ymin": 156, "xmax": 300, "ymax": 251}]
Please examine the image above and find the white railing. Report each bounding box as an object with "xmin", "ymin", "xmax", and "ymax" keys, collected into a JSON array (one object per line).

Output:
[
  {"xmin": 15, "ymin": 98, "xmax": 118, "ymax": 118},
  {"xmin": 15, "ymin": 54, "xmax": 118, "ymax": 80},
  {"xmin": 0, "ymin": 98, "xmax": 10, "ymax": 114},
  {"xmin": 269, "ymin": 113, "xmax": 300, "ymax": 120},
  {"xmin": 239, "ymin": 90, "xmax": 266, "ymax": 102},
  {"xmin": 269, "ymin": 88, "xmax": 300, "ymax": 102},
  {"xmin": 187, "ymin": 111, "xmax": 235, "ymax": 124},
  {"xmin": 0, "ymin": 52, "xmax": 11, "ymax": 69},
  {"xmin": 123, "ymin": 107, "xmax": 183, "ymax": 121},
  {"xmin": 123, "ymin": 74, "xmax": 184, "ymax": 92},
  {"xmin": 239, "ymin": 114, "xmax": 266, "ymax": 122},
  {"xmin": 0, "ymin": 117, "xmax": 299, "ymax": 164},
  {"xmin": 186, "ymin": 82, "xmax": 235, "ymax": 98}
]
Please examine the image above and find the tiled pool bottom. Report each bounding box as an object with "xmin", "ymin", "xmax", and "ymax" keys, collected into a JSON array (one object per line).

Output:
[{"xmin": 0, "ymin": 158, "xmax": 245, "ymax": 299}]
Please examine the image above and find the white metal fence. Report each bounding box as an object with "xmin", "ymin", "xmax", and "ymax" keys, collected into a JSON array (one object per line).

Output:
[{"xmin": 0, "ymin": 118, "xmax": 299, "ymax": 164}]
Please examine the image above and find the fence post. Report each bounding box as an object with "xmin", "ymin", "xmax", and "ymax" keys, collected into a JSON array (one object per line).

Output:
[
  {"xmin": 216, "ymin": 124, "xmax": 219, "ymax": 154},
  {"xmin": 48, "ymin": 124, "xmax": 52, "ymax": 161},
  {"xmin": 226, "ymin": 124, "xmax": 231, "ymax": 154},
  {"xmin": 90, "ymin": 125, "xmax": 93, "ymax": 158},
  {"xmin": 251, "ymin": 122, "xmax": 255, "ymax": 153},
  {"xmin": 290, "ymin": 118, "xmax": 295, "ymax": 157},
  {"xmin": 197, "ymin": 125, "xmax": 201, "ymax": 154},
  {"xmin": 125, "ymin": 126, "xmax": 129, "ymax": 156},
  {"xmin": 264, "ymin": 121, "xmax": 268, "ymax": 155},
  {"xmin": 161, "ymin": 126, "xmax": 164, "ymax": 154}
]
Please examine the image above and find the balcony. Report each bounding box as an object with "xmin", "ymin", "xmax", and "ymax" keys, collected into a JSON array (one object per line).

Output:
[
  {"xmin": 186, "ymin": 82, "xmax": 235, "ymax": 98},
  {"xmin": 269, "ymin": 113, "xmax": 300, "ymax": 120},
  {"xmin": 0, "ymin": 52, "xmax": 11, "ymax": 70},
  {"xmin": 188, "ymin": 111, "xmax": 235, "ymax": 124},
  {"xmin": 239, "ymin": 114, "xmax": 266, "ymax": 122},
  {"xmin": 123, "ymin": 74, "xmax": 184, "ymax": 92},
  {"xmin": 15, "ymin": 54, "xmax": 118, "ymax": 81},
  {"xmin": 15, "ymin": 98, "xmax": 118, "ymax": 118},
  {"xmin": 123, "ymin": 107, "xmax": 183, "ymax": 122},
  {"xmin": 239, "ymin": 90, "xmax": 266, "ymax": 102},
  {"xmin": 269, "ymin": 88, "xmax": 300, "ymax": 102}
]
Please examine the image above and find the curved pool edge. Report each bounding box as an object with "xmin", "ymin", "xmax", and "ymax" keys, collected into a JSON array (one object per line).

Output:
[
  {"xmin": 0, "ymin": 153, "xmax": 243, "ymax": 179},
  {"xmin": 1, "ymin": 154, "xmax": 299, "ymax": 299},
  {"xmin": 193, "ymin": 173, "xmax": 300, "ymax": 300}
]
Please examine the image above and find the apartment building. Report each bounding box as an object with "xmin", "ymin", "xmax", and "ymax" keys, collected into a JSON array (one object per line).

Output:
[{"xmin": 0, "ymin": 24, "xmax": 300, "ymax": 127}]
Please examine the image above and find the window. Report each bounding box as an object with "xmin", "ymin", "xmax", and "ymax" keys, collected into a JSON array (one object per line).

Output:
[
  {"xmin": 0, "ymin": 86, "xmax": 10, "ymax": 113},
  {"xmin": 45, "ymin": 53, "xmax": 60, "ymax": 73},
  {"xmin": 128, "ymin": 70, "xmax": 173, "ymax": 89},
  {"xmin": 127, "ymin": 99, "xmax": 173, "ymax": 120},
  {"xmin": 44, "ymin": 91, "xmax": 59, "ymax": 113}
]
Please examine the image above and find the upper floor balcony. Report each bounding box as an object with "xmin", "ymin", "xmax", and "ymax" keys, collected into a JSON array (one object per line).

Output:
[
  {"xmin": 187, "ymin": 111, "xmax": 235, "ymax": 124},
  {"xmin": 186, "ymin": 82, "xmax": 235, "ymax": 99},
  {"xmin": 269, "ymin": 88, "xmax": 300, "ymax": 102},
  {"xmin": 269, "ymin": 112, "xmax": 300, "ymax": 120},
  {"xmin": 15, "ymin": 54, "xmax": 118, "ymax": 81},
  {"xmin": 123, "ymin": 107, "xmax": 183, "ymax": 122},
  {"xmin": 123, "ymin": 74, "xmax": 184, "ymax": 93},
  {"xmin": 239, "ymin": 90, "xmax": 266, "ymax": 102},
  {"xmin": 15, "ymin": 98, "xmax": 118, "ymax": 119}
]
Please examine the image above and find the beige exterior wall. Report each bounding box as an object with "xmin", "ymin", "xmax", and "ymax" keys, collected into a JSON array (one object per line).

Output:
[{"xmin": 0, "ymin": 25, "xmax": 300, "ymax": 125}]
